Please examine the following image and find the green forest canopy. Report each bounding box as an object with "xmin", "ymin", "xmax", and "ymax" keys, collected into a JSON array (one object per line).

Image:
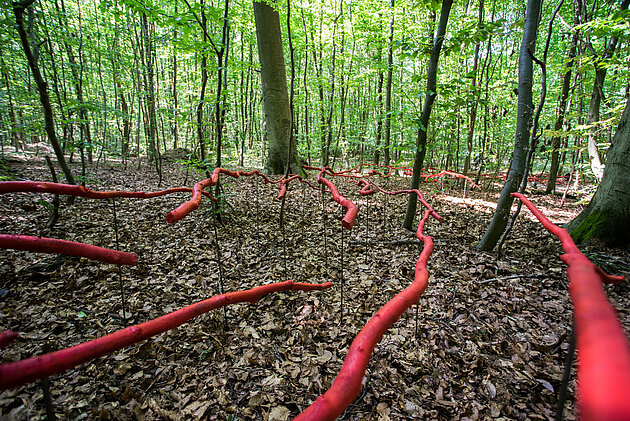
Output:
[{"xmin": 0, "ymin": 0, "xmax": 628, "ymax": 178}]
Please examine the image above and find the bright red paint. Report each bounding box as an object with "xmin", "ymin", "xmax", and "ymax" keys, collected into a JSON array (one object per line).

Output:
[
  {"xmin": 0, "ymin": 234, "xmax": 138, "ymax": 265},
  {"xmin": 294, "ymin": 210, "xmax": 434, "ymax": 420},
  {"xmin": 512, "ymin": 193, "xmax": 630, "ymax": 421},
  {"xmin": 0, "ymin": 280, "xmax": 332, "ymax": 391}
]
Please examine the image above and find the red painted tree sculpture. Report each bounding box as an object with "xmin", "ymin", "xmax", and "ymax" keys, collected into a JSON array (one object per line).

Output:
[
  {"xmin": 0, "ymin": 280, "xmax": 332, "ymax": 390},
  {"xmin": 512, "ymin": 193, "xmax": 630, "ymax": 421}
]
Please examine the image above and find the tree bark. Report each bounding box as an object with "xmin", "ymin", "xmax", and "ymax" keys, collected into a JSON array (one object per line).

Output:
[
  {"xmin": 477, "ymin": 0, "xmax": 542, "ymax": 251},
  {"xmin": 546, "ymin": 3, "xmax": 580, "ymax": 194},
  {"xmin": 253, "ymin": 0, "xmax": 297, "ymax": 174},
  {"xmin": 566, "ymin": 101, "xmax": 630, "ymax": 246},
  {"xmin": 584, "ymin": 0, "xmax": 630, "ymax": 181},
  {"xmin": 13, "ymin": 0, "xmax": 76, "ymax": 186},
  {"xmin": 402, "ymin": 0, "xmax": 453, "ymax": 230},
  {"xmin": 383, "ymin": 0, "xmax": 395, "ymax": 167}
]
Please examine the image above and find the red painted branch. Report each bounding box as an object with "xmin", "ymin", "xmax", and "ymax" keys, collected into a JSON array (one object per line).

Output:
[
  {"xmin": 293, "ymin": 211, "xmax": 434, "ymax": 421},
  {"xmin": 0, "ymin": 280, "xmax": 332, "ymax": 391},
  {"xmin": 512, "ymin": 193, "xmax": 630, "ymax": 420},
  {"xmin": 0, "ymin": 181, "xmax": 213, "ymax": 200},
  {"xmin": 0, "ymin": 234, "xmax": 138, "ymax": 265},
  {"xmin": 0, "ymin": 330, "xmax": 18, "ymax": 349},
  {"xmin": 423, "ymin": 170, "xmax": 481, "ymax": 189},
  {"xmin": 165, "ymin": 169, "xmax": 287, "ymax": 223},
  {"xmin": 277, "ymin": 174, "xmax": 328, "ymax": 199},
  {"xmin": 368, "ymin": 180, "xmax": 442, "ymax": 221},
  {"xmin": 316, "ymin": 168, "xmax": 358, "ymax": 230}
]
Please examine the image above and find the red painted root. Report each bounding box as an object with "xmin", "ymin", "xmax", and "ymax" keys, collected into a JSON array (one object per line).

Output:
[
  {"xmin": 293, "ymin": 211, "xmax": 434, "ymax": 420},
  {"xmin": 0, "ymin": 330, "xmax": 18, "ymax": 349},
  {"xmin": 316, "ymin": 168, "xmax": 358, "ymax": 230},
  {"xmin": 0, "ymin": 280, "xmax": 332, "ymax": 391},
  {"xmin": 423, "ymin": 170, "xmax": 480, "ymax": 189},
  {"xmin": 512, "ymin": 193, "xmax": 630, "ymax": 421},
  {"xmin": 0, "ymin": 235, "xmax": 138, "ymax": 265},
  {"xmin": 165, "ymin": 169, "xmax": 287, "ymax": 223},
  {"xmin": 0, "ymin": 181, "xmax": 214, "ymax": 200},
  {"xmin": 277, "ymin": 174, "xmax": 328, "ymax": 200}
]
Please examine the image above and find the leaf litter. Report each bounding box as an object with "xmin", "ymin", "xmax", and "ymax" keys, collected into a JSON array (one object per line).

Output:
[{"xmin": 0, "ymin": 155, "xmax": 629, "ymax": 420}]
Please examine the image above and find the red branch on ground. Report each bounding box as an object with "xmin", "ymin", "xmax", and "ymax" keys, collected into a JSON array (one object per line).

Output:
[
  {"xmin": 0, "ymin": 330, "xmax": 18, "ymax": 349},
  {"xmin": 277, "ymin": 174, "xmax": 329, "ymax": 200},
  {"xmin": 165, "ymin": 169, "xmax": 287, "ymax": 223},
  {"xmin": 315, "ymin": 167, "xmax": 358, "ymax": 230},
  {"xmin": 293, "ymin": 210, "xmax": 434, "ymax": 420},
  {"xmin": 0, "ymin": 280, "xmax": 332, "ymax": 391},
  {"xmin": 0, "ymin": 235, "xmax": 138, "ymax": 265},
  {"xmin": 0, "ymin": 181, "xmax": 214, "ymax": 200},
  {"xmin": 423, "ymin": 170, "xmax": 480, "ymax": 189},
  {"xmin": 512, "ymin": 193, "xmax": 630, "ymax": 421},
  {"xmin": 355, "ymin": 179, "xmax": 442, "ymax": 221}
]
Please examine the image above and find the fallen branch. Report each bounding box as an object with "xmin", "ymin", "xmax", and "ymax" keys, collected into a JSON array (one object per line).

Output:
[
  {"xmin": 0, "ymin": 181, "xmax": 214, "ymax": 200},
  {"xmin": 293, "ymin": 210, "xmax": 434, "ymax": 420},
  {"xmin": 165, "ymin": 169, "xmax": 286, "ymax": 223},
  {"xmin": 316, "ymin": 167, "xmax": 358, "ymax": 230},
  {"xmin": 0, "ymin": 234, "xmax": 138, "ymax": 265},
  {"xmin": 0, "ymin": 280, "xmax": 332, "ymax": 390},
  {"xmin": 512, "ymin": 192, "xmax": 630, "ymax": 420}
]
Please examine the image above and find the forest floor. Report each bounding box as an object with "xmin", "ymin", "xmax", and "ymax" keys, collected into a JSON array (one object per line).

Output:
[{"xmin": 1, "ymin": 150, "xmax": 629, "ymax": 421}]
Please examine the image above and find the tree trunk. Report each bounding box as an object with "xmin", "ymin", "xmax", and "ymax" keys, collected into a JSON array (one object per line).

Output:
[
  {"xmin": 546, "ymin": 4, "xmax": 579, "ymax": 194},
  {"xmin": 477, "ymin": 0, "xmax": 542, "ymax": 251},
  {"xmin": 462, "ymin": 0, "xmax": 484, "ymax": 178},
  {"xmin": 402, "ymin": 0, "xmax": 453, "ymax": 230},
  {"xmin": 584, "ymin": 0, "xmax": 630, "ymax": 181},
  {"xmin": 13, "ymin": 0, "xmax": 75, "ymax": 185},
  {"xmin": 253, "ymin": 0, "xmax": 297, "ymax": 174},
  {"xmin": 383, "ymin": 0, "xmax": 395, "ymax": 167},
  {"xmin": 566, "ymin": 101, "xmax": 630, "ymax": 246}
]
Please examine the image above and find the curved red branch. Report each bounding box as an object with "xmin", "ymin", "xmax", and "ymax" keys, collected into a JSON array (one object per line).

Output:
[
  {"xmin": 423, "ymin": 170, "xmax": 480, "ymax": 189},
  {"xmin": 512, "ymin": 193, "xmax": 630, "ymax": 420},
  {"xmin": 165, "ymin": 169, "xmax": 287, "ymax": 223},
  {"xmin": 294, "ymin": 211, "xmax": 434, "ymax": 420},
  {"xmin": 0, "ymin": 280, "xmax": 332, "ymax": 391},
  {"xmin": 0, "ymin": 181, "xmax": 214, "ymax": 200},
  {"xmin": 316, "ymin": 168, "xmax": 358, "ymax": 230},
  {"xmin": 0, "ymin": 235, "xmax": 138, "ymax": 265}
]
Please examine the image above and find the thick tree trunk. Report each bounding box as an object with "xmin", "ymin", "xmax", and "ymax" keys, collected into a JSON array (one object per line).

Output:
[
  {"xmin": 13, "ymin": 1, "xmax": 75, "ymax": 186},
  {"xmin": 584, "ymin": 0, "xmax": 630, "ymax": 181},
  {"xmin": 254, "ymin": 0, "xmax": 297, "ymax": 174},
  {"xmin": 477, "ymin": 0, "xmax": 542, "ymax": 251},
  {"xmin": 402, "ymin": 0, "xmax": 452, "ymax": 230},
  {"xmin": 566, "ymin": 102, "xmax": 630, "ymax": 246}
]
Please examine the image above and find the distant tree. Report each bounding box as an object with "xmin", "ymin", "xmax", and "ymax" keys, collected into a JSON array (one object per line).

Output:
[
  {"xmin": 566, "ymin": 101, "xmax": 630, "ymax": 246},
  {"xmin": 12, "ymin": 0, "xmax": 76, "ymax": 186},
  {"xmin": 402, "ymin": 0, "xmax": 453, "ymax": 230},
  {"xmin": 253, "ymin": 0, "xmax": 298, "ymax": 174},
  {"xmin": 477, "ymin": 0, "xmax": 542, "ymax": 251}
]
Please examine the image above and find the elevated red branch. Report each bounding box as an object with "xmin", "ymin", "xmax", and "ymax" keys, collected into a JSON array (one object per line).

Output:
[
  {"xmin": 512, "ymin": 193, "xmax": 630, "ymax": 421},
  {"xmin": 0, "ymin": 181, "xmax": 214, "ymax": 200},
  {"xmin": 293, "ymin": 211, "xmax": 434, "ymax": 420},
  {"xmin": 0, "ymin": 330, "xmax": 18, "ymax": 349},
  {"xmin": 277, "ymin": 174, "xmax": 328, "ymax": 199},
  {"xmin": 367, "ymin": 180, "xmax": 442, "ymax": 221},
  {"xmin": 0, "ymin": 235, "xmax": 138, "ymax": 265},
  {"xmin": 316, "ymin": 168, "xmax": 358, "ymax": 230},
  {"xmin": 423, "ymin": 170, "xmax": 480, "ymax": 189},
  {"xmin": 165, "ymin": 169, "xmax": 287, "ymax": 223},
  {"xmin": 0, "ymin": 280, "xmax": 332, "ymax": 391}
]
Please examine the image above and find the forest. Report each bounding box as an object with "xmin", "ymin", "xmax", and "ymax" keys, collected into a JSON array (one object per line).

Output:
[{"xmin": 0, "ymin": 0, "xmax": 630, "ymax": 419}]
